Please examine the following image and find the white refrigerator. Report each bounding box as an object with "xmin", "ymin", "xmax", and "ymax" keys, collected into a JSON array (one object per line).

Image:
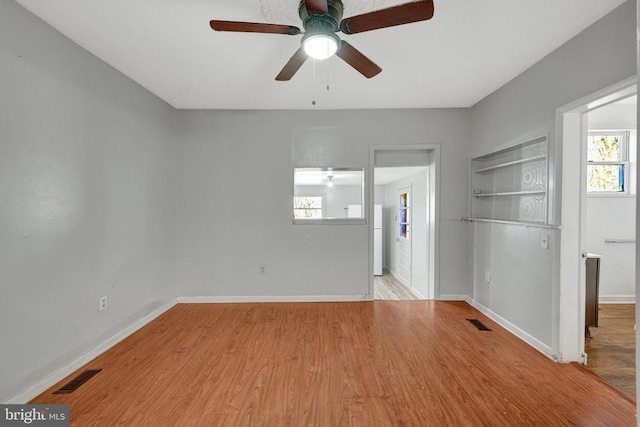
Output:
[
  {"xmin": 348, "ymin": 204, "xmax": 383, "ymax": 276},
  {"xmin": 373, "ymin": 204, "xmax": 383, "ymax": 276}
]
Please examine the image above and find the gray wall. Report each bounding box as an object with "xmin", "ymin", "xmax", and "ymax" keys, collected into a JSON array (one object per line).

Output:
[
  {"xmin": 176, "ymin": 109, "xmax": 471, "ymax": 298},
  {"xmin": 0, "ymin": 0, "xmax": 177, "ymax": 402},
  {"xmin": 469, "ymin": 0, "xmax": 637, "ymax": 350}
]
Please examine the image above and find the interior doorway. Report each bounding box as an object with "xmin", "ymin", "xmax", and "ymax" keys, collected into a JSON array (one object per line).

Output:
[
  {"xmin": 582, "ymin": 95, "xmax": 637, "ymax": 397},
  {"xmin": 374, "ymin": 172, "xmax": 421, "ymax": 300},
  {"xmin": 369, "ymin": 145, "xmax": 440, "ymax": 300},
  {"xmin": 557, "ymin": 77, "xmax": 636, "ymax": 395}
]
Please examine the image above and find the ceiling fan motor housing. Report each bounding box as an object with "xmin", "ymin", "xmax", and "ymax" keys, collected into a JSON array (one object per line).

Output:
[{"xmin": 298, "ymin": 0, "xmax": 344, "ymax": 34}]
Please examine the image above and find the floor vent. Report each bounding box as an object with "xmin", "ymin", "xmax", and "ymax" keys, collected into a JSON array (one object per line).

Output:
[
  {"xmin": 466, "ymin": 319, "xmax": 492, "ymax": 331},
  {"xmin": 53, "ymin": 369, "xmax": 102, "ymax": 394}
]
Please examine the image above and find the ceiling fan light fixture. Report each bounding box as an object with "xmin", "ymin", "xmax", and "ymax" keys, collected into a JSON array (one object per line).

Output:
[{"xmin": 302, "ymin": 33, "xmax": 339, "ymax": 60}]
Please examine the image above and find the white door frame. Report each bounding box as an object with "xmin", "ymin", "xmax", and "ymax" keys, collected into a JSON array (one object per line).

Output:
[
  {"xmin": 369, "ymin": 144, "xmax": 441, "ymax": 300},
  {"xmin": 557, "ymin": 76, "xmax": 636, "ymax": 362}
]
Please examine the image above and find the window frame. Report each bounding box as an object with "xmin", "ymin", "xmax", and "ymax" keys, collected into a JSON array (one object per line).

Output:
[
  {"xmin": 398, "ymin": 190, "xmax": 410, "ymax": 240},
  {"xmin": 586, "ymin": 130, "xmax": 630, "ymax": 196},
  {"xmin": 292, "ymin": 167, "xmax": 366, "ymax": 225}
]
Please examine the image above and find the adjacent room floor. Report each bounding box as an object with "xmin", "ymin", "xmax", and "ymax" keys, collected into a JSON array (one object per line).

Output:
[
  {"xmin": 585, "ymin": 303, "xmax": 636, "ymax": 399},
  {"xmin": 32, "ymin": 301, "xmax": 635, "ymax": 425},
  {"xmin": 374, "ymin": 270, "xmax": 419, "ymax": 300}
]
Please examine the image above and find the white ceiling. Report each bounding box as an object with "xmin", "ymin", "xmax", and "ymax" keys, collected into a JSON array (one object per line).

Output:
[{"xmin": 15, "ymin": 0, "xmax": 626, "ymax": 110}]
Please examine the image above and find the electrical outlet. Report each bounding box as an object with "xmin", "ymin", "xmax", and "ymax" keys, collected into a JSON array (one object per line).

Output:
[
  {"xmin": 485, "ymin": 271, "xmax": 491, "ymax": 283},
  {"xmin": 540, "ymin": 234, "xmax": 549, "ymax": 249},
  {"xmin": 99, "ymin": 296, "xmax": 108, "ymax": 311},
  {"xmin": 259, "ymin": 264, "xmax": 267, "ymax": 275}
]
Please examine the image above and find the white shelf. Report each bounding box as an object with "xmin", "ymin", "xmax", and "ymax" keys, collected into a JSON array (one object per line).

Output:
[
  {"xmin": 464, "ymin": 217, "xmax": 560, "ymax": 229},
  {"xmin": 473, "ymin": 155, "xmax": 547, "ymax": 173},
  {"xmin": 473, "ymin": 190, "xmax": 546, "ymax": 198},
  {"xmin": 470, "ymin": 135, "xmax": 549, "ymax": 224}
]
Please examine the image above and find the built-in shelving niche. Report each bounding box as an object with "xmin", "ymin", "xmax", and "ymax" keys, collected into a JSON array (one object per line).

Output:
[{"xmin": 470, "ymin": 135, "xmax": 549, "ymax": 225}]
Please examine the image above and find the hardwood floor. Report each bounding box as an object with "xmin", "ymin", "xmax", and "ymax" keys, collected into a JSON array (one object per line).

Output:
[
  {"xmin": 374, "ymin": 270, "xmax": 418, "ymax": 300},
  {"xmin": 585, "ymin": 304, "xmax": 636, "ymax": 398},
  {"xmin": 32, "ymin": 302, "xmax": 636, "ymax": 426}
]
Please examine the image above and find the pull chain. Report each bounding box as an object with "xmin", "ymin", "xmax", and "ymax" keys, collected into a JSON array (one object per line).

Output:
[
  {"xmin": 312, "ymin": 59, "xmax": 317, "ymax": 106},
  {"xmin": 326, "ymin": 57, "xmax": 330, "ymax": 92}
]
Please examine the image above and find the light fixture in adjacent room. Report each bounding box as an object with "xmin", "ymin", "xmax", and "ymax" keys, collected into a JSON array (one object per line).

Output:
[
  {"xmin": 326, "ymin": 175, "xmax": 335, "ymax": 187},
  {"xmin": 302, "ymin": 33, "xmax": 339, "ymax": 60}
]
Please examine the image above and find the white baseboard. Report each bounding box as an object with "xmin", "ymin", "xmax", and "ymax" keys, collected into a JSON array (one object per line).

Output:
[
  {"xmin": 599, "ymin": 295, "xmax": 635, "ymax": 304},
  {"xmin": 467, "ymin": 298, "xmax": 555, "ymax": 360},
  {"xmin": 387, "ymin": 269, "xmax": 410, "ymax": 288},
  {"xmin": 383, "ymin": 269, "xmax": 425, "ymax": 300},
  {"xmin": 9, "ymin": 300, "xmax": 177, "ymax": 404},
  {"xmin": 177, "ymin": 295, "xmax": 371, "ymax": 303},
  {"xmin": 410, "ymin": 288, "xmax": 426, "ymax": 300},
  {"xmin": 436, "ymin": 294, "xmax": 469, "ymax": 301}
]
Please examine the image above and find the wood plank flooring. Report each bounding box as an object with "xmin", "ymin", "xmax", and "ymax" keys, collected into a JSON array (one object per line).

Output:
[
  {"xmin": 374, "ymin": 271, "xmax": 419, "ymax": 300},
  {"xmin": 585, "ymin": 303, "xmax": 636, "ymax": 398},
  {"xmin": 31, "ymin": 302, "xmax": 636, "ymax": 426}
]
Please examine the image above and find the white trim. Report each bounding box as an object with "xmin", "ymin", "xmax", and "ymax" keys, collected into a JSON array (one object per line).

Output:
[
  {"xmin": 436, "ymin": 294, "xmax": 469, "ymax": 301},
  {"xmin": 382, "ymin": 268, "xmax": 425, "ymax": 300},
  {"xmin": 177, "ymin": 295, "xmax": 370, "ymax": 303},
  {"xmin": 558, "ymin": 110, "xmax": 587, "ymax": 362},
  {"xmin": 599, "ymin": 295, "xmax": 636, "ymax": 304},
  {"xmin": 292, "ymin": 218, "xmax": 366, "ymax": 225},
  {"xmin": 387, "ymin": 268, "xmax": 409, "ymax": 288},
  {"xmin": 410, "ymin": 288, "xmax": 426, "ymax": 300},
  {"xmin": 369, "ymin": 144, "xmax": 440, "ymax": 301},
  {"xmin": 468, "ymin": 298, "xmax": 556, "ymax": 360},
  {"xmin": 8, "ymin": 300, "xmax": 177, "ymax": 404},
  {"xmin": 587, "ymin": 193, "xmax": 636, "ymax": 198},
  {"xmin": 557, "ymin": 77, "xmax": 637, "ymax": 363},
  {"xmin": 558, "ymin": 77, "xmax": 637, "ymax": 113}
]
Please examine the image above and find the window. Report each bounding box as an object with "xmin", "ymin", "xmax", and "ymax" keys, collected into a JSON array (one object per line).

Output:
[
  {"xmin": 587, "ymin": 131, "xmax": 629, "ymax": 193},
  {"xmin": 399, "ymin": 190, "xmax": 410, "ymax": 239},
  {"xmin": 293, "ymin": 168, "xmax": 364, "ymax": 222},
  {"xmin": 293, "ymin": 197, "xmax": 322, "ymax": 219}
]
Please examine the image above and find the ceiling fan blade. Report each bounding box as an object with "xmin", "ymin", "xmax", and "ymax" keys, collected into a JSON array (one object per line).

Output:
[
  {"xmin": 276, "ymin": 48, "xmax": 308, "ymax": 81},
  {"xmin": 305, "ymin": 0, "xmax": 329, "ymax": 15},
  {"xmin": 210, "ymin": 20, "xmax": 301, "ymax": 35},
  {"xmin": 339, "ymin": 0, "xmax": 434, "ymax": 34},
  {"xmin": 336, "ymin": 41, "xmax": 381, "ymax": 78}
]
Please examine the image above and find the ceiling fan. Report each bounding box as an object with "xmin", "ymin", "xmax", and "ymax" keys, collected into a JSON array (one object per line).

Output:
[{"xmin": 210, "ymin": 0, "xmax": 434, "ymax": 81}]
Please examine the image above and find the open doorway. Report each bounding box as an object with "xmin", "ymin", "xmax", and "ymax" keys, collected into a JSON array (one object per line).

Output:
[
  {"xmin": 369, "ymin": 145, "xmax": 440, "ymax": 300},
  {"xmin": 582, "ymin": 95, "xmax": 637, "ymax": 397},
  {"xmin": 373, "ymin": 169, "xmax": 425, "ymax": 300},
  {"xmin": 558, "ymin": 78, "xmax": 636, "ymax": 398}
]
